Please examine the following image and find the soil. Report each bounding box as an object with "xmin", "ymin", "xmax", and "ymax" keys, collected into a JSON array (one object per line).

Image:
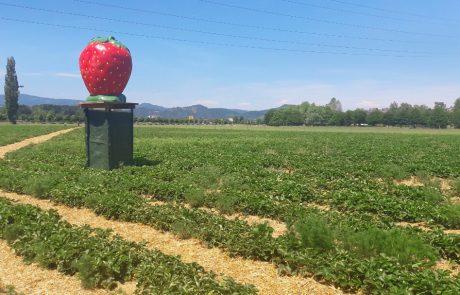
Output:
[
  {"xmin": 0, "ymin": 128, "xmax": 79, "ymax": 159},
  {"xmin": 144, "ymin": 194, "xmax": 289, "ymax": 238},
  {"xmin": 435, "ymin": 260, "xmax": 460, "ymax": 277},
  {"xmin": 394, "ymin": 176, "xmax": 452, "ymax": 192},
  {"xmin": 0, "ymin": 239, "xmax": 132, "ymax": 295}
]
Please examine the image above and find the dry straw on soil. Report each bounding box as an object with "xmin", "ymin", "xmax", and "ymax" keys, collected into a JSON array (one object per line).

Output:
[
  {"xmin": 1, "ymin": 191, "xmax": 342, "ymax": 295},
  {"xmin": 394, "ymin": 176, "xmax": 452, "ymax": 191},
  {"xmin": 0, "ymin": 239, "xmax": 136, "ymax": 295},
  {"xmin": 143, "ymin": 195, "xmax": 289, "ymax": 237},
  {"xmin": 304, "ymin": 202, "xmax": 332, "ymax": 212},
  {"xmin": 192, "ymin": 205, "xmax": 288, "ymax": 238},
  {"xmin": 396, "ymin": 222, "xmax": 460, "ymax": 235},
  {"xmin": 435, "ymin": 260, "xmax": 460, "ymax": 277},
  {"xmin": 0, "ymin": 127, "xmax": 79, "ymax": 159}
]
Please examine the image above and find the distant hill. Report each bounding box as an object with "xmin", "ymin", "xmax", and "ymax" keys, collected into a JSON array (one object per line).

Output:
[
  {"xmin": 0, "ymin": 94, "xmax": 268, "ymax": 120},
  {"xmin": 135, "ymin": 104, "xmax": 267, "ymax": 120},
  {"xmin": 0, "ymin": 94, "xmax": 81, "ymax": 106},
  {"xmin": 134, "ymin": 103, "xmax": 167, "ymax": 117}
]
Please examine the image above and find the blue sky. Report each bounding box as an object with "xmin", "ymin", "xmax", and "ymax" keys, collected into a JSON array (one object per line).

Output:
[{"xmin": 1, "ymin": 0, "xmax": 459, "ymax": 110}]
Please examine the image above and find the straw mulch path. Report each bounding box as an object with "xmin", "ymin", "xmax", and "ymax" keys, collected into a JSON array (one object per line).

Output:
[
  {"xmin": 1, "ymin": 191, "xmax": 343, "ymax": 295},
  {"xmin": 0, "ymin": 239, "xmax": 137, "ymax": 295},
  {"xmin": 0, "ymin": 127, "xmax": 79, "ymax": 159}
]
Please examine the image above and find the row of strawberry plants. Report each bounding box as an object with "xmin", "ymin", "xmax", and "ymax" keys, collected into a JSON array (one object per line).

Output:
[
  {"xmin": 2, "ymin": 127, "xmax": 459, "ymax": 230},
  {"xmin": 142, "ymin": 168, "xmax": 460, "ymax": 264},
  {"xmin": 0, "ymin": 197, "xmax": 256, "ymax": 294},
  {"xmin": 1, "ymin": 128, "xmax": 459, "ymax": 292},
  {"xmin": 3, "ymin": 175, "xmax": 460, "ymax": 294},
  {"xmin": 175, "ymin": 128, "xmax": 460, "ymax": 227},
  {"xmin": 94, "ymin": 128, "xmax": 460, "ymax": 228},
  {"xmin": 2, "ymin": 141, "xmax": 457, "ymax": 265}
]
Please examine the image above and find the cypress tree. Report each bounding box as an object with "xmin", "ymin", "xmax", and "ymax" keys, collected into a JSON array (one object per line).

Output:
[
  {"xmin": 452, "ymin": 98, "xmax": 460, "ymax": 128},
  {"xmin": 4, "ymin": 57, "xmax": 19, "ymax": 124}
]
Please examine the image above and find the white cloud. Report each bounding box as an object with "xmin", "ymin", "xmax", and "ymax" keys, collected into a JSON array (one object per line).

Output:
[
  {"xmin": 278, "ymin": 99, "xmax": 289, "ymax": 105},
  {"xmin": 55, "ymin": 73, "xmax": 81, "ymax": 78}
]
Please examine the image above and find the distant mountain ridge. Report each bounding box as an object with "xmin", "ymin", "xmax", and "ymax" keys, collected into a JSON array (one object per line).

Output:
[
  {"xmin": 0, "ymin": 94, "xmax": 268, "ymax": 120},
  {"xmin": 135, "ymin": 103, "xmax": 267, "ymax": 120},
  {"xmin": 0, "ymin": 94, "xmax": 82, "ymax": 106}
]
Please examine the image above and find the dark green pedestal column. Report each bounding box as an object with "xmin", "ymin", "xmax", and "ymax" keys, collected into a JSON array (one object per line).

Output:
[{"xmin": 80, "ymin": 102, "xmax": 138, "ymax": 170}]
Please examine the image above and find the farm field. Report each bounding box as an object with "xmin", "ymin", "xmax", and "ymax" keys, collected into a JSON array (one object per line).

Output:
[
  {"xmin": 0, "ymin": 123, "xmax": 72, "ymax": 146},
  {"xmin": 0, "ymin": 125, "xmax": 460, "ymax": 294},
  {"xmin": 136, "ymin": 123, "xmax": 460, "ymax": 135}
]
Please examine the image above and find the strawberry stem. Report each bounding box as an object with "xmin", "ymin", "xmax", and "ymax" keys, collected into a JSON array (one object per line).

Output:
[{"xmin": 88, "ymin": 36, "xmax": 129, "ymax": 50}]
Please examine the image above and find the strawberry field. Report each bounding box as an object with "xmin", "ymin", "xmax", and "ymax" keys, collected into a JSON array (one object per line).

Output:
[
  {"xmin": 1, "ymin": 126, "xmax": 460, "ymax": 294},
  {"xmin": 0, "ymin": 123, "xmax": 70, "ymax": 146}
]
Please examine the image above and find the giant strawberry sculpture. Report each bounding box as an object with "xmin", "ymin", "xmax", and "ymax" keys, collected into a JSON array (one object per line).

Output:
[{"xmin": 79, "ymin": 36, "xmax": 132, "ymax": 102}]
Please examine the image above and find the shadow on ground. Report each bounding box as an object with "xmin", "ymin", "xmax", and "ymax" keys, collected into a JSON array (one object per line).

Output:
[{"xmin": 132, "ymin": 156, "xmax": 162, "ymax": 167}]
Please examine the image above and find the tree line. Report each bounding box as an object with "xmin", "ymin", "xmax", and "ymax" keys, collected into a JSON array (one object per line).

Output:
[
  {"xmin": 134, "ymin": 116, "xmax": 260, "ymax": 125},
  {"xmin": 3, "ymin": 99, "xmax": 459, "ymax": 128},
  {"xmin": 0, "ymin": 104, "xmax": 84, "ymax": 123},
  {"xmin": 264, "ymin": 98, "xmax": 460, "ymax": 128}
]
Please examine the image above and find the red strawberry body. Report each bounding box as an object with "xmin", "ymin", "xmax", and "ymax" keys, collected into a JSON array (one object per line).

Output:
[{"xmin": 79, "ymin": 36, "xmax": 132, "ymax": 102}]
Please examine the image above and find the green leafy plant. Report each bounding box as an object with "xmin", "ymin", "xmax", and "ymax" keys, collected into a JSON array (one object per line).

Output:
[
  {"xmin": 2, "ymin": 126, "xmax": 460, "ymax": 293},
  {"xmin": 294, "ymin": 216, "xmax": 335, "ymax": 252},
  {"xmin": 23, "ymin": 175, "xmax": 58, "ymax": 198},
  {"xmin": 214, "ymin": 193, "xmax": 239, "ymax": 214},
  {"xmin": 0, "ymin": 198, "xmax": 256, "ymax": 294},
  {"xmin": 343, "ymin": 227, "xmax": 437, "ymax": 266},
  {"xmin": 184, "ymin": 188, "xmax": 206, "ymax": 208},
  {"xmin": 380, "ymin": 163, "xmax": 409, "ymax": 180},
  {"xmin": 436, "ymin": 204, "xmax": 460, "ymax": 229}
]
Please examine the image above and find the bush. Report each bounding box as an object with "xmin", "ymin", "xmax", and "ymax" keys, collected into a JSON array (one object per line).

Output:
[
  {"xmin": 380, "ymin": 164, "xmax": 409, "ymax": 180},
  {"xmin": 415, "ymin": 170, "xmax": 431, "ymax": 184},
  {"xmin": 419, "ymin": 187, "xmax": 445, "ymax": 203},
  {"xmin": 453, "ymin": 179, "xmax": 460, "ymax": 195},
  {"xmin": 184, "ymin": 189, "xmax": 206, "ymax": 208},
  {"xmin": 3, "ymin": 224, "xmax": 24, "ymax": 243},
  {"xmin": 436, "ymin": 204, "xmax": 460, "ymax": 229},
  {"xmin": 294, "ymin": 216, "xmax": 335, "ymax": 252},
  {"xmin": 343, "ymin": 227, "xmax": 437, "ymax": 265},
  {"xmin": 214, "ymin": 194, "xmax": 239, "ymax": 214},
  {"xmin": 171, "ymin": 220, "xmax": 194, "ymax": 239},
  {"xmin": 23, "ymin": 175, "xmax": 58, "ymax": 198},
  {"xmin": 183, "ymin": 165, "xmax": 221, "ymax": 190}
]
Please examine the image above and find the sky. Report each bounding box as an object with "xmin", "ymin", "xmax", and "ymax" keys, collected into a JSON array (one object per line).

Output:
[{"xmin": 0, "ymin": 0, "xmax": 460, "ymax": 110}]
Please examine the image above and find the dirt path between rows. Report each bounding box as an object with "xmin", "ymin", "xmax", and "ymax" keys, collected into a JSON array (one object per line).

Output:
[
  {"xmin": 0, "ymin": 127, "xmax": 79, "ymax": 159},
  {"xmin": 145, "ymin": 196, "xmax": 288, "ymax": 238},
  {"xmin": 0, "ymin": 191, "xmax": 342, "ymax": 295},
  {"xmin": 0, "ymin": 129, "xmax": 343, "ymax": 295},
  {"xmin": 0, "ymin": 239, "xmax": 136, "ymax": 295}
]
